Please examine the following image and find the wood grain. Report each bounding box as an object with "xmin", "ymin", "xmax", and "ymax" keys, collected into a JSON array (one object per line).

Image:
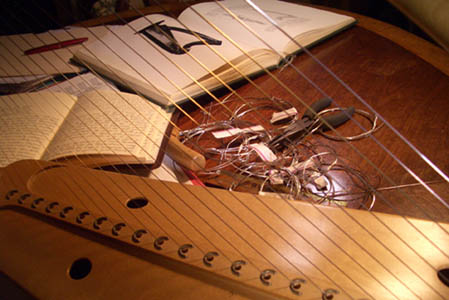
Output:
[
  {"xmin": 319, "ymin": 5, "xmax": 449, "ymax": 76},
  {"xmin": 176, "ymin": 25, "xmax": 449, "ymax": 222},
  {"xmin": 1, "ymin": 160, "xmax": 449, "ymax": 299}
]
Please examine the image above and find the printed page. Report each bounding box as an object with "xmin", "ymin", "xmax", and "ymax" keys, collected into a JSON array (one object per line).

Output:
[
  {"xmin": 43, "ymin": 90, "xmax": 172, "ymax": 163},
  {"xmin": 181, "ymin": 0, "xmax": 354, "ymax": 55},
  {"xmin": 0, "ymin": 74, "xmax": 50, "ymax": 84},
  {"xmin": 0, "ymin": 92, "xmax": 76, "ymax": 167},
  {"xmin": 0, "ymin": 26, "xmax": 116, "ymax": 77},
  {"xmin": 46, "ymin": 72, "xmax": 118, "ymax": 97}
]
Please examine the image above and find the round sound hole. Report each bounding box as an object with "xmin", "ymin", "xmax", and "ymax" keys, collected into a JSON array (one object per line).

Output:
[
  {"xmin": 437, "ymin": 268, "xmax": 449, "ymax": 287},
  {"xmin": 126, "ymin": 197, "xmax": 148, "ymax": 209},
  {"xmin": 68, "ymin": 258, "xmax": 92, "ymax": 280}
]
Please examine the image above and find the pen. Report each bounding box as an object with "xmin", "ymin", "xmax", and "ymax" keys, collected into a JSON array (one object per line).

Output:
[{"xmin": 24, "ymin": 37, "xmax": 88, "ymax": 55}]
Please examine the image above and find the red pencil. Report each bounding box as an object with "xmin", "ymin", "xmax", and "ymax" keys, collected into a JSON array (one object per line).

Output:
[{"xmin": 24, "ymin": 37, "xmax": 88, "ymax": 55}]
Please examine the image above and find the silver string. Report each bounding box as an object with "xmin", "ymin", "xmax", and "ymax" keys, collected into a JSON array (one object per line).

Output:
[
  {"xmin": 82, "ymin": 2, "xmax": 448, "ymax": 296},
  {"xmin": 6, "ymin": 0, "xmax": 444, "ymax": 296},
  {"xmin": 2, "ymin": 6, "xmax": 331, "ymax": 295},
  {"xmin": 0, "ymin": 1, "xmax": 448, "ymax": 298},
  {"xmin": 0, "ymin": 5, "xmax": 374, "ymax": 298},
  {"xmin": 198, "ymin": 0, "xmax": 449, "ymax": 291},
  {"xmin": 77, "ymin": 2, "xmax": 448, "ymax": 298},
  {"xmin": 245, "ymin": 0, "xmax": 449, "ymax": 202}
]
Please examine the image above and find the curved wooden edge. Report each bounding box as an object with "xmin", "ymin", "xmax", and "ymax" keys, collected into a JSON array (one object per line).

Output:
[
  {"xmin": 310, "ymin": 5, "xmax": 449, "ymax": 77},
  {"xmin": 386, "ymin": 0, "xmax": 449, "ymax": 53}
]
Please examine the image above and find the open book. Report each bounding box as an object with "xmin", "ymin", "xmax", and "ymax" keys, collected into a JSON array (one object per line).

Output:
[
  {"xmin": 73, "ymin": 0, "xmax": 355, "ymax": 106},
  {"xmin": 0, "ymin": 90, "xmax": 173, "ymax": 168}
]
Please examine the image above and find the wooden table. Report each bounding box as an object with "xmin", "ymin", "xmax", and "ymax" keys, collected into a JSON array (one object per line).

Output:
[
  {"xmin": 172, "ymin": 5, "xmax": 449, "ymax": 222},
  {"xmin": 78, "ymin": 4, "xmax": 449, "ymax": 224}
]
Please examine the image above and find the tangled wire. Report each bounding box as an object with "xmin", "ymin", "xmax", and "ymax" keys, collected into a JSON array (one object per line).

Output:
[{"xmin": 179, "ymin": 95, "xmax": 382, "ymax": 210}]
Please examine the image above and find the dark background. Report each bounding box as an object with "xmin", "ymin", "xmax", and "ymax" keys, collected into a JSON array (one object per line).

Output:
[{"xmin": 0, "ymin": 0, "xmax": 433, "ymax": 44}]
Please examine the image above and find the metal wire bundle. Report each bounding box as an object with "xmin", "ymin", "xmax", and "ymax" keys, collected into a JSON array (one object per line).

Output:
[{"xmin": 179, "ymin": 96, "xmax": 381, "ymax": 209}]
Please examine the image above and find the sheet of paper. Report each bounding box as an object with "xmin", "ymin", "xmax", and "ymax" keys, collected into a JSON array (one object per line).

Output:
[
  {"xmin": 42, "ymin": 90, "xmax": 172, "ymax": 162},
  {"xmin": 181, "ymin": 0, "xmax": 355, "ymax": 53},
  {"xmin": 149, "ymin": 154, "xmax": 194, "ymax": 185},
  {"xmin": 0, "ymin": 92, "xmax": 76, "ymax": 167},
  {"xmin": 0, "ymin": 74, "xmax": 50, "ymax": 84},
  {"xmin": 46, "ymin": 72, "xmax": 118, "ymax": 97}
]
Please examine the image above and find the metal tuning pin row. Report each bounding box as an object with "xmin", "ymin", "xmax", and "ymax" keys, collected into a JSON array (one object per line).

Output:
[{"xmin": 4, "ymin": 189, "xmax": 341, "ymax": 298}]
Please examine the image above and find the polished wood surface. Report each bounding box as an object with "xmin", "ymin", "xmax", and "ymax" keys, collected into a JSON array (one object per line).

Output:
[
  {"xmin": 320, "ymin": 5, "xmax": 449, "ymax": 77},
  {"xmin": 176, "ymin": 23, "xmax": 449, "ymax": 222},
  {"xmin": 1, "ymin": 160, "xmax": 449, "ymax": 299},
  {"xmin": 76, "ymin": 4, "xmax": 449, "ymax": 223}
]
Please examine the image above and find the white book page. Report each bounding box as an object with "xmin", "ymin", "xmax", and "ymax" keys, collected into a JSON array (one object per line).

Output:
[
  {"xmin": 0, "ymin": 74, "xmax": 50, "ymax": 84},
  {"xmin": 181, "ymin": 0, "xmax": 354, "ymax": 55},
  {"xmin": 129, "ymin": 14, "xmax": 257, "ymax": 78},
  {"xmin": 43, "ymin": 90, "xmax": 172, "ymax": 163},
  {"xmin": 46, "ymin": 72, "xmax": 118, "ymax": 97},
  {"xmin": 0, "ymin": 92, "xmax": 76, "ymax": 167},
  {"xmin": 149, "ymin": 155, "xmax": 193, "ymax": 185},
  {"xmin": 0, "ymin": 26, "xmax": 115, "ymax": 77},
  {"xmin": 76, "ymin": 14, "xmax": 251, "ymax": 102}
]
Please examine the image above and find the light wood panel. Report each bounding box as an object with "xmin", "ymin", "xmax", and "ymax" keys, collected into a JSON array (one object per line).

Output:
[{"xmin": 1, "ymin": 160, "xmax": 449, "ymax": 299}]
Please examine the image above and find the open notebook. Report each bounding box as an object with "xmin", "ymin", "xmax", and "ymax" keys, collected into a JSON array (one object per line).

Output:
[
  {"xmin": 73, "ymin": 0, "xmax": 355, "ymax": 106},
  {"xmin": 0, "ymin": 90, "xmax": 172, "ymax": 168}
]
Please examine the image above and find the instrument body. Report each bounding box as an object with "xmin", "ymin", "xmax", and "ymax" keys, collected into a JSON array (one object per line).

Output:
[
  {"xmin": 1, "ymin": 4, "xmax": 449, "ymax": 300},
  {"xmin": 1, "ymin": 160, "xmax": 449, "ymax": 299}
]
